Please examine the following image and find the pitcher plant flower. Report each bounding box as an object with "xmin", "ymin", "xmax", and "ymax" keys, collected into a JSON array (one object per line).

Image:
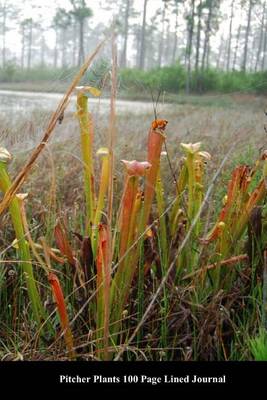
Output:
[
  {"xmin": 92, "ymin": 148, "xmax": 110, "ymax": 255},
  {"xmin": 143, "ymin": 120, "xmax": 168, "ymax": 228},
  {"xmin": 75, "ymin": 85, "xmax": 101, "ymax": 234},
  {"xmin": 110, "ymin": 159, "xmax": 151, "ymax": 341},
  {"xmin": 96, "ymin": 223, "xmax": 110, "ymax": 360},
  {"xmin": 201, "ymin": 154, "xmax": 267, "ymax": 287},
  {"xmin": 48, "ymin": 272, "xmax": 75, "ymax": 360}
]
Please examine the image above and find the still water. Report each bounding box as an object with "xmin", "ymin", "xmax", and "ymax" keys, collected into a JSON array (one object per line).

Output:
[
  {"xmin": 0, "ymin": 89, "xmax": 166, "ymax": 152},
  {"xmin": 0, "ymin": 89, "xmax": 155, "ymax": 116}
]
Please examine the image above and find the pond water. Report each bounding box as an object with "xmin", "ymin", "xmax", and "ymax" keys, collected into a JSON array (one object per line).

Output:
[
  {"xmin": 1, "ymin": 89, "xmax": 171, "ymax": 153},
  {"xmin": 0, "ymin": 89, "xmax": 156, "ymax": 116}
]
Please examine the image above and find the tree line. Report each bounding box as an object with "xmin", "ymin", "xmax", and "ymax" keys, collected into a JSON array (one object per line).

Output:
[{"xmin": 0, "ymin": 1, "xmax": 267, "ymax": 88}]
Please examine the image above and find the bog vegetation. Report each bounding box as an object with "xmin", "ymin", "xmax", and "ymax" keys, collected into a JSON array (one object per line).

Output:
[
  {"xmin": 0, "ymin": 40, "xmax": 267, "ymax": 361},
  {"xmin": 3, "ymin": 63, "xmax": 267, "ymax": 96}
]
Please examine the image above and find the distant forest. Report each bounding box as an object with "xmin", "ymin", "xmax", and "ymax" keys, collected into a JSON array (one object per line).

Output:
[{"xmin": 1, "ymin": 0, "xmax": 267, "ymax": 94}]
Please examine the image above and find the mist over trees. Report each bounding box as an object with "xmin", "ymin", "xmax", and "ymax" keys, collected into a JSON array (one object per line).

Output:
[{"xmin": 1, "ymin": 0, "xmax": 267, "ymax": 94}]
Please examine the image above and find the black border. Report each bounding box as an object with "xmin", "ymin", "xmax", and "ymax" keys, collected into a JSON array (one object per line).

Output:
[{"xmin": 0, "ymin": 361, "xmax": 264, "ymax": 394}]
